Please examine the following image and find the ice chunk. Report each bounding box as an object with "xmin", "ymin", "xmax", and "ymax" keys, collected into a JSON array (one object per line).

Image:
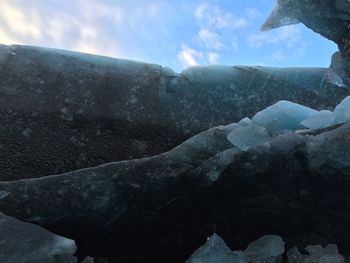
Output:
[
  {"xmin": 0, "ymin": 191, "xmax": 9, "ymax": 200},
  {"xmin": 244, "ymin": 235, "xmax": 285, "ymax": 263},
  {"xmin": 81, "ymin": 256, "xmax": 95, "ymax": 263},
  {"xmin": 0, "ymin": 212, "xmax": 77, "ymax": 263},
  {"xmin": 227, "ymin": 124, "xmax": 271, "ymax": 151},
  {"xmin": 333, "ymin": 96, "xmax": 350, "ymax": 124},
  {"xmin": 238, "ymin": 117, "xmax": 252, "ymax": 126},
  {"xmin": 252, "ymin": 100, "xmax": 317, "ymax": 134},
  {"xmin": 186, "ymin": 233, "xmax": 247, "ymax": 263},
  {"xmin": 301, "ymin": 110, "xmax": 335, "ymax": 130},
  {"xmin": 303, "ymin": 244, "xmax": 344, "ymax": 263},
  {"xmin": 287, "ymin": 244, "xmax": 345, "ymax": 263}
]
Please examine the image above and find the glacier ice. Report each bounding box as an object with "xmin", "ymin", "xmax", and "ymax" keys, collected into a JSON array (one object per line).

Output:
[
  {"xmin": 332, "ymin": 96, "xmax": 350, "ymax": 125},
  {"xmin": 252, "ymin": 100, "xmax": 317, "ymax": 134},
  {"xmin": 261, "ymin": 0, "xmax": 300, "ymax": 31},
  {"xmin": 301, "ymin": 110, "xmax": 335, "ymax": 130},
  {"xmin": 244, "ymin": 235, "xmax": 285, "ymax": 263},
  {"xmin": 238, "ymin": 117, "xmax": 252, "ymax": 126},
  {"xmin": 186, "ymin": 233, "xmax": 247, "ymax": 263},
  {"xmin": 227, "ymin": 124, "xmax": 271, "ymax": 151},
  {"xmin": 0, "ymin": 212, "xmax": 77, "ymax": 263}
]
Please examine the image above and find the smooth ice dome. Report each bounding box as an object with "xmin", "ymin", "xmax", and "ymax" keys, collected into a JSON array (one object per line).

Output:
[
  {"xmin": 0, "ymin": 212, "xmax": 77, "ymax": 263},
  {"xmin": 227, "ymin": 124, "xmax": 271, "ymax": 151},
  {"xmin": 332, "ymin": 96, "xmax": 350, "ymax": 125},
  {"xmin": 252, "ymin": 100, "xmax": 317, "ymax": 134},
  {"xmin": 301, "ymin": 110, "xmax": 335, "ymax": 130}
]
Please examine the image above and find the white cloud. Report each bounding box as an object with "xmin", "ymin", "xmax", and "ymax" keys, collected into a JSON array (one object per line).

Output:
[
  {"xmin": 0, "ymin": 0, "xmax": 124, "ymax": 58},
  {"xmin": 195, "ymin": 4, "xmax": 247, "ymax": 29},
  {"xmin": 208, "ymin": 52, "xmax": 219, "ymax": 63},
  {"xmin": 178, "ymin": 45, "xmax": 203, "ymax": 68},
  {"xmin": 248, "ymin": 25, "xmax": 302, "ymax": 48},
  {"xmin": 246, "ymin": 8, "xmax": 262, "ymax": 20},
  {"xmin": 198, "ymin": 29, "xmax": 223, "ymax": 50}
]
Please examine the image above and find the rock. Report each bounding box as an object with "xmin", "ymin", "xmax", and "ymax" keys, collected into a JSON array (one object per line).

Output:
[
  {"xmin": 244, "ymin": 235, "xmax": 285, "ymax": 263},
  {"xmin": 0, "ymin": 212, "xmax": 77, "ymax": 263},
  {"xmin": 186, "ymin": 233, "xmax": 247, "ymax": 263},
  {"xmin": 0, "ymin": 44, "xmax": 347, "ymax": 181}
]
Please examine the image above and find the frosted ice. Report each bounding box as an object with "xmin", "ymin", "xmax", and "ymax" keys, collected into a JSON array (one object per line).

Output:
[
  {"xmin": 244, "ymin": 235, "xmax": 285, "ymax": 263},
  {"xmin": 227, "ymin": 124, "xmax": 271, "ymax": 151},
  {"xmin": 238, "ymin": 117, "xmax": 252, "ymax": 126},
  {"xmin": 252, "ymin": 100, "xmax": 317, "ymax": 134},
  {"xmin": 0, "ymin": 212, "xmax": 77, "ymax": 263},
  {"xmin": 186, "ymin": 233, "xmax": 247, "ymax": 263},
  {"xmin": 332, "ymin": 96, "xmax": 350, "ymax": 125},
  {"xmin": 301, "ymin": 110, "xmax": 335, "ymax": 130}
]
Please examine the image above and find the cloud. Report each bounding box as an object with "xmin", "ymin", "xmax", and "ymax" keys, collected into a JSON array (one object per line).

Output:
[
  {"xmin": 176, "ymin": 3, "xmax": 245, "ymax": 68},
  {"xmin": 248, "ymin": 25, "xmax": 302, "ymax": 48},
  {"xmin": 195, "ymin": 4, "xmax": 247, "ymax": 29},
  {"xmin": 0, "ymin": 0, "xmax": 124, "ymax": 58},
  {"xmin": 247, "ymin": 25, "xmax": 308, "ymax": 62},
  {"xmin": 246, "ymin": 8, "xmax": 263, "ymax": 20},
  {"xmin": 198, "ymin": 29, "xmax": 223, "ymax": 50},
  {"xmin": 178, "ymin": 45, "xmax": 203, "ymax": 68},
  {"xmin": 208, "ymin": 52, "xmax": 219, "ymax": 63}
]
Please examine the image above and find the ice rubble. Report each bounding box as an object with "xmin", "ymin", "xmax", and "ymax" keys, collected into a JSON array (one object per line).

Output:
[
  {"xmin": 252, "ymin": 100, "xmax": 317, "ymax": 134},
  {"xmin": 227, "ymin": 97, "xmax": 350, "ymax": 151},
  {"xmin": 185, "ymin": 233, "xmax": 247, "ymax": 263},
  {"xmin": 0, "ymin": 212, "xmax": 77, "ymax": 263},
  {"xmin": 186, "ymin": 233, "xmax": 344, "ymax": 263},
  {"xmin": 186, "ymin": 234, "xmax": 284, "ymax": 263},
  {"xmin": 301, "ymin": 110, "xmax": 335, "ymax": 130},
  {"xmin": 227, "ymin": 124, "xmax": 271, "ymax": 151},
  {"xmin": 244, "ymin": 235, "xmax": 285, "ymax": 263}
]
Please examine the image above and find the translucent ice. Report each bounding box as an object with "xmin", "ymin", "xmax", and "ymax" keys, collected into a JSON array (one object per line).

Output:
[
  {"xmin": 0, "ymin": 212, "xmax": 77, "ymax": 263},
  {"xmin": 227, "ymin": 124, "xmax": 271, "ymax": 151},
  {"xmin": 332, "ymin": 96, "xmax": 350, "ymax": 124},
  {"xmin": 244, "ymin": 235, "xmax": 285, "ymax": 263},
  {"xmin": 238, "ymin": 117, "xmax": 252, "ymax": 126},
  {"xmin": 301, "ymin": 110, "xmax": 335, "ymax": 130},
  {"xmin": 252, "ymin": 100, "xmax": 317, "ymax": 134},
  {"xmin": 186, "ymin": 233, "xmax": 247, "ymax": 263}
]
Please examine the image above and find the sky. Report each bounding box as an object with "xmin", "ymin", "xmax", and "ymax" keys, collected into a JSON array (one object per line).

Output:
[{"xmin": 0, "ymin": 0, "xmax": 338, "ymax": 72}]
